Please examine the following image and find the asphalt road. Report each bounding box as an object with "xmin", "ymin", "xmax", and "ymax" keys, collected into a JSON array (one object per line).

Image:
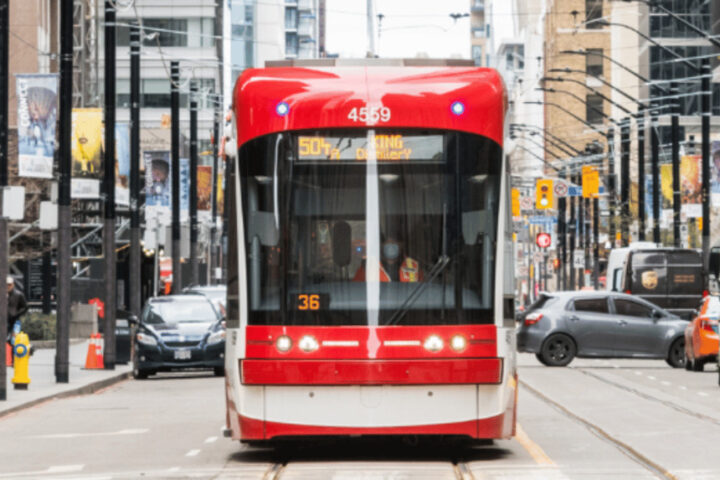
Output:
[{"xmin": 0, "ymin": 354, "xmax": 719, "ymax": 479}]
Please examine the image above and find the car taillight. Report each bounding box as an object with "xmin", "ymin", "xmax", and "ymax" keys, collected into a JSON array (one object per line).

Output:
[
  {"xmin": 625, "ymin": 290, "xmax": 631, "ymax": 295},
  {"xmin": 703, "ymin": 290, "xmax": 710, "ymax": 297},
  {"xmin": 701, "ymin": 319, "xmax": 718, "ymax": 333},
  {"xmin": 525, "ymin": 312, "xmax": 543, "ymax": 326}
]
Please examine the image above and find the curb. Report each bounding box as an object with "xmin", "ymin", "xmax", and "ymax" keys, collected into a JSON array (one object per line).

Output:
[
  {"xmin": 31, "ymin": 339, "xmax": 85, "ymax": 349},
  {"xmin": 0, "ymin": 370, "xmax": 132, "ymax": 419}
]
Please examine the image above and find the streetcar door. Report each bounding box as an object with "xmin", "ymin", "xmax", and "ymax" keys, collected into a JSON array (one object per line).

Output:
[{"xmin": 566, "ymin": 297, "xmax": 616, "ymax": 355}]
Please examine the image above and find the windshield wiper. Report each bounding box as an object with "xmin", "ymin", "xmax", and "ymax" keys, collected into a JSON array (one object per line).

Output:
[{"xmin": 386, "ymin": 204, "xmax": 450, "ymax": 326}]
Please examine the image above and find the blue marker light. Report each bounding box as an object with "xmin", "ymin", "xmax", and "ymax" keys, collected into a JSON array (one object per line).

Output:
[
  {"xmin": 276, "ymin": 101, "xmax": 290, "ymax": 116},
  {"xmin": 451, "ymin": 101, "xmax": 465, "ymax": 116}
]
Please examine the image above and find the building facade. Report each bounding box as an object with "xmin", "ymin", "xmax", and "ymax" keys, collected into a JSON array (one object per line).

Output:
[
  {"xmin": 229, "ymin": 0, "xmax": 320, "ymax": 86},
  {"xmin": 470, "ymin": 0, "xmax": 487, "ymax": 66}
]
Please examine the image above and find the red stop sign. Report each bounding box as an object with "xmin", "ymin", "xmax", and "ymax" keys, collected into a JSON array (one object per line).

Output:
[{"xmin": 536, "ymin": 233, "xmax": 551, "ymax": 249}]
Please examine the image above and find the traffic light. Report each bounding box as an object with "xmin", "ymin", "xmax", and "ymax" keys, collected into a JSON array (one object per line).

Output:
[
  {"xmin": 536, "ymin": 179, "xmax": 553, "ymax": 210},
  {"xmin": 552, "ymin": 258, "xmax": 560, "ymax": 270},
  {"xmin": 511, "ymin": 188, "xmax": 520, "ymax": 217}
]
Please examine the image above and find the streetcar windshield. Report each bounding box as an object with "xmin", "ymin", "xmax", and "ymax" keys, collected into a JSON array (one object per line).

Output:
[{"xmin": 237, "ymin": 130, "xmax": 501, "ymax": 326}]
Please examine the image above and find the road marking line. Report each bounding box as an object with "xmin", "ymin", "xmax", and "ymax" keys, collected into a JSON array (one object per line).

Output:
[
  {"xmin": 647, "ymin": 376, "xmax": 656, "ymax": 380},
  {"xmin": 204, "ymin": 436, "xmax": 218, "ymax": 444},
  {"xmin": 698, "ymin": 392, "xmax": 709, "ymax": 397},
  {"xmin": 634, "ymin": 371, "xmax": 643, "ymax": 375},
  {"xmin": 185, "ymin": 449, "xmax": 201, "ymax": 457},
  {"xmin": 515, "ymin": 423, "xmax": 555, "ymax": 466},
  {"xmin": 47, "ymin": 465, "xmax": 84, "ymax": 473},
  {"xmin": 679, "ymin": 386, "xmax": 687, "ymax": 390},
  {"xmin": 30, "ymin": 428, "xmax": 148, "ymax": 439},
  {"xmin": 168, "ymin": 467, "xmax": 180, "ymax": 472},
  {"xmin": 661, "ymin": 381, "xmax": 671, "ymax": 386}
]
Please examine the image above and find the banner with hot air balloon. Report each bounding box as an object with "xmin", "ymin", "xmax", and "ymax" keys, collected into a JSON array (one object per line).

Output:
[
  {"xmin": 660, "ymin": 155, "xmax": 702, "ymax": 218},
  {"xmin": 71, "ymin": 108, "xmax": 103, "ymax": 199},
  {"xmin": 16, "ymin": 74, "xmax": 58, "ymax": 178}
]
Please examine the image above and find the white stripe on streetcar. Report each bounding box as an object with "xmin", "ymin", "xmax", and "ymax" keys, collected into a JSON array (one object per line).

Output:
[
  {"xmin": 321, "ymin": 340, "xmax": 359, "ymax": 347},
  {"xmin": 384, "ymin": 340, "xmax": 421, "ymax": 347}
]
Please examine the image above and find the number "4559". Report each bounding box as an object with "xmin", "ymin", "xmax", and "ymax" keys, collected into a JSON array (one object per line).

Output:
[{"xmin": 347, "ymin": 106, "xmax": 391, "ymax": 123}]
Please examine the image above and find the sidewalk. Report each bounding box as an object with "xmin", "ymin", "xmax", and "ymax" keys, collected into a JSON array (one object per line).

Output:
[{"xmin": 1, "ymin": 340, "xmax": 132, "ymax": 417}]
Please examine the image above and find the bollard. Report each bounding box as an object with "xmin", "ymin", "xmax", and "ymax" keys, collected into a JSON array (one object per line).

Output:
[{"xmin": 11, "ymin": 332, "xmax": 31, "ymax": 390}]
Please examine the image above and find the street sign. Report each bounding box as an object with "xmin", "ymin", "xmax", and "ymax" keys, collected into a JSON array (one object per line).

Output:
[
  {"xmin": 529, "ymin": 216, "xmax": 558, "ymax": 225},
  {"xmin": 536, "ymin": 233, "xmax": 552, "ymax": 249},
  {"xmin": 573, "ymin": 250, "xmax": 585, "ymax": 269},
  {"xmin": 553, "ymin": 180, "xmax": 568, "ymax": 197},
  {"xmin": 568, "ymin": 186, "xmax": 582, "ymax": 197},
  {"xmin": 533, "ymin": 251, "xmax": 544, "ymax": 263},
  {"xmin": 520, "ymin": 197, "xmax": 533, "ymax": 210}
]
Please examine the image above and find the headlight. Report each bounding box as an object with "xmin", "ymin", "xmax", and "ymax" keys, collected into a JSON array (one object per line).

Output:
[
  {"xmin": 423, "ymin": 335, "xmax": 444, "ymax": 353},
  {"xmin": 298, "ymin": 335, "xmax": 319, "ymax": 353},
  {"xmin": 207, "ymin": 330, "xmax": 226, "ymax": 345},
  {"xmin": 275, "ymin": 335, "xmax": 292, "ymax": 353},
  {"xmin": 136, "ymin": 332, "xmax": 158, "ymax": 347},
  {"xmin": 450, "ymin": 335, "xmax": 467, "ymax": 352}
]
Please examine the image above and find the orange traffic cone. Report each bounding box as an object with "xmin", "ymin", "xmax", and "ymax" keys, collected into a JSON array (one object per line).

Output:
[
  {"xmin": 84, "ymin": 334, "xmax": 101, "ymax": 369},
  {"xmin": 95, "ymin": 334, "xmax": 104, "ymax": 369}
]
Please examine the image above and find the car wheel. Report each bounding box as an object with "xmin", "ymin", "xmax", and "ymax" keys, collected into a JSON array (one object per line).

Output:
[
  {"xmin": 685, "ymin": 355, "xmax": 693, "ymax": 371},
  {"xmin": 213, "ymin": 367, "xmax": 225, "ymax": 377},
  {"xmin": 535, "ymin": 353, "xmax": 549, "ymax": 366},
  {"xmin": 133, "ymin": 365, "xmax": 149, "ymax": 380},
  {"xmin": 540, "ymin": 334, "xmax": 576, "ymax": 367},
  {"xmin": 665, "ymin": 338, "xmax": 685, "ymax": 368}
]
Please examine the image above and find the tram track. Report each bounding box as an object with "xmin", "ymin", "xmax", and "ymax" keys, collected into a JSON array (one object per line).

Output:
[
  {"xmin": 262, "ymin": 460, "xmax": 475, "ymax": 479},
  {"xmin": 574, "ymin": 367, "xmax": 720, "ymax": 427},
  {"xmin": 521, "ymin": 379, "xmax": 677, "ymax": 480}
]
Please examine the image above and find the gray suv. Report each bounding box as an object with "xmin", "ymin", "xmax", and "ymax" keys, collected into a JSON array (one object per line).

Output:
[{"xmin": 517, "ymin": 291, "xmax": 687, "ymax": 368}]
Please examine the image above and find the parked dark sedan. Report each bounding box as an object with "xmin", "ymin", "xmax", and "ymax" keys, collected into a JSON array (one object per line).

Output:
[
  {"xmin": 132, "ymin": 295, "xmax": 225, "ymax": 379},
  {"xmin": 517, "ymin": 291, "xmax": 687, "ymax": 367}
]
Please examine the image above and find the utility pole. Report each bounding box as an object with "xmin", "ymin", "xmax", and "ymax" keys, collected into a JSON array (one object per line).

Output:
[
  {"xmin": 637, "ymin": 108, "xmax": 646, "ymax": 241},
  {"xmin": 56, "ymin": 0, "xmax": 73, "ymax": 383},
  {"xmin": 210, "ymin": 101, "xmax": 219, "ymax": 285},
  {"xmin": 701, "ymin": 59, "xmax": 711, "ymax": 284},
  {"xmin": 569, "ymin": 178, "xmax": 576, "ymax": 290},
  {"xmin": 593, "ymin": 197, "xmax": 599, "ymax": 289},
  {"xmin": 671, "ymin": 83, "xmax": 681, "ymax": 247},
  {"xmin": 366, "ymin": 0, "xmax": 376, "ymax": 57},
  {"xmin": 620, "ymin": 118, "xmax": 630, "ymax": 246},
  {"xmin": 189, "ymin": 81, "xmax": 199, "ymax": 286},
  {"xmin": 577, "ymin": 172, "xmax": 584, "ymax": 288},
  {"xmin": 103, "ymin": 0, "xmax": 117, "ymax": 369},
  {"xmin": 607, "ymin": 127, "xmax": 616, "ymax": 248},
  {"xmin": 129, "ymin": 24, "xmax": 141, "ymax": 316},
  {"xmin": 558, "ymin": 170, "xmax": 567, "ymax": 290},
  {"xmin": 171, "ymin": 61, "xmax": 181, "ymax": 293},
  {"xmin": 0, "ymin": 0, "xmax": 9, "ymax": 401},
  {"xmin": 651, "ymin": 99, "xmax": 661, "ymax": 244}
]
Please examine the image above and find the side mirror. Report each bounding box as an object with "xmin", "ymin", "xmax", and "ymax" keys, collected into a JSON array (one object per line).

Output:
[
  {"xmin": 652, "ymin": 310, "xmax": 663, "ymax": 320},
  {"xmin": 127, "ymin": 315, "xmax": 139, "ymax": 326}
]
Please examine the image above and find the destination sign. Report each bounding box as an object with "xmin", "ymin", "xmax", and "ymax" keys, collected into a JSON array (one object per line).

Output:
[{"xmin": 296, "ymin": 134, "xmax": 443, "ymax": 162}]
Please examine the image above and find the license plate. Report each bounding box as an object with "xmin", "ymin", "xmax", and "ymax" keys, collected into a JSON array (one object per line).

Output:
[{"xmin": 174, "ymin": 350, "xmax": 191, "ymax": 360}]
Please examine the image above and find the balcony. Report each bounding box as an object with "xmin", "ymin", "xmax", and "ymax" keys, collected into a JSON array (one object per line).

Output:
[
  {"xmin": 472, "ymin": 27, "xmax": 485, "ymax": 38},
  {"xmin": 471, "ymin": 0, "xmax": 484, "ymax": 13},
  {"xmin": 298, "ymin": 0, "xmax": 313, "ymax": 11}
]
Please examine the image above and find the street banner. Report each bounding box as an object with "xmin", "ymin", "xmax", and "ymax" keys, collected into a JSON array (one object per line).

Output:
[
  {"xmin": 661, "ymin": 156, "xmax": 702, "ymax": 217},
  {"xmin": 16, "ymin": 74, "xmax": 58, "ymax": 178},
  {"xmin": 71, "ymin": 108, "xmax": 103, "ymax": 198},
  {"xmin": 115, "ymin": 123, "xmax": 130, "ymax": 207},
  {"xmin": 145, "ymin": 151, "xmax": 171, "ymax": 225},
  {"xmin": 180, "ymin": 158, "xmax": 189, "ymax": 222},
  {"xmin": 197, "ymin": 165, "xmax": 213, "ymax": 221},
  {"xmin": 216, "ymin": 170, "xmax": 225, "ymax": 217}
]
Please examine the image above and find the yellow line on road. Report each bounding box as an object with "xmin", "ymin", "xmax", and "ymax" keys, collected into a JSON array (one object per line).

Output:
[{"xmin": 515, "ymin": 423, "xmax": 555, "ymax": 466}]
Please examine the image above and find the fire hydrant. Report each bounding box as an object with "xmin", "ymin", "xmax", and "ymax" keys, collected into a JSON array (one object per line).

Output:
[{"xmin": 11, "ymin": 332, "xmax": 31, "ymax": 390}]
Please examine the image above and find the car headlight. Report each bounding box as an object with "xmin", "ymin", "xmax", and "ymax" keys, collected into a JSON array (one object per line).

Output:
[
  {"xmin": 136, "ymin": 332, "xmax": 158, "ymax": 347},
  {"xmin": 207, "ymin": 330, "xmax": 226, "ymax": 345},
  {"xmin": 450, "ymin": 335, "xmax": 467, "ymax": 352},
  {"xmin": 423, "ymin": 335, "xmax": 444, "ymax": 353},
  {"xmin": 275, "ymin": 335, "xmax": 292, "ymax": 353},
  {"xmin": 298, "ymin": 335, "xmax": 319, "ymax": 353}
]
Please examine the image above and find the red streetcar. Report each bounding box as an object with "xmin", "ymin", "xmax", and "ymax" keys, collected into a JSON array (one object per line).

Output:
[{"xmin": 224, "ymin": 59, "xmax": 517, "ymax": 444}]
